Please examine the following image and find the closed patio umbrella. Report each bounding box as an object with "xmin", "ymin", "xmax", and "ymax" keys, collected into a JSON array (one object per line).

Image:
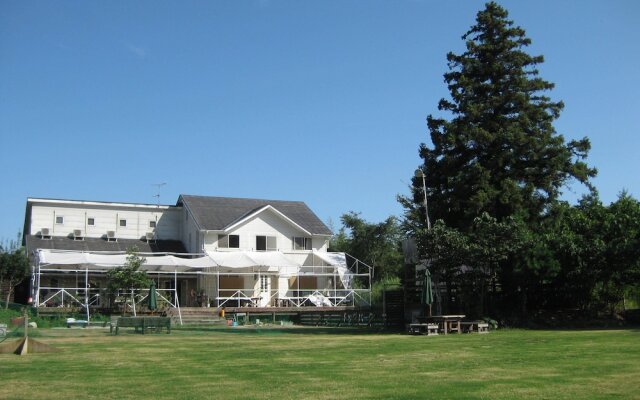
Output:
[
  {"xmin": 421, "ymin": 269, "xmax": 434, "ymax": 317},
  {"xmin": 148, "ymin": 281, "xmax": 158, "ymax": 312}
]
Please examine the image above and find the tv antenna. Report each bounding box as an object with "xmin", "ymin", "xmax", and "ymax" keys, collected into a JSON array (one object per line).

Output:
[{"xmin": 152, "ymin": 183, "xmax": 167, "ymax": 207}]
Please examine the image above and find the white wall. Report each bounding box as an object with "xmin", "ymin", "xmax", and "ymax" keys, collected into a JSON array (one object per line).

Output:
[
  {"xmin": 181, "ymin": 207, "xmax": 201, "ymax": 253},
  {"xmin": 28, "ymin": 199, "xmax": 330, "ymax": 257},
  {"xmin": 202, "ymin": 207, "xmax": 328, "ymax": 253},
  {"xmin": 29, "ymin": 202, "xmax": 182, "ymax": 240}
]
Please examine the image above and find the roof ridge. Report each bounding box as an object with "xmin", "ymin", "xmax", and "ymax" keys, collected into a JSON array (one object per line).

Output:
[{"xmin": 179, "ymin": 194, "xmax": 306, "ymax": 205}]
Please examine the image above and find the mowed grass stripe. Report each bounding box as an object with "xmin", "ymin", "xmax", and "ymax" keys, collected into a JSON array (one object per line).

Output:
[{"xmin": 0, "ymin": 328, "xmax": 638, "ymax": 399}]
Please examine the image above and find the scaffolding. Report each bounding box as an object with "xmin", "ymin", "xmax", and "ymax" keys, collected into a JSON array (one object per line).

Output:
[{"xmin": 31, "ymin": 249, "xmax": 372, "ymax": 324}]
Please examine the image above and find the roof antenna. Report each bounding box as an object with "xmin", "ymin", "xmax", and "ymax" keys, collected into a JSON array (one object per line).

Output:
[{"xmin": 152, "ymin": 183, "xmax": 166, "ymax": 207}]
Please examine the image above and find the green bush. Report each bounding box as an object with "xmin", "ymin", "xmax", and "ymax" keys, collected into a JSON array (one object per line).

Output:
[
  {"xmin": 371, "ymin": 276, "xmax": 401, "ymax": 305},
  {"xmin": 0, "ymin": 301, "xmax": 25, "ymax": 313},
  {"xmin": 0, "ymin": 307, "xmax": 22, "ymax": 324},
  {"xmin": 483, "ymin": 317, "xmax": 499, "ymax": 330}
]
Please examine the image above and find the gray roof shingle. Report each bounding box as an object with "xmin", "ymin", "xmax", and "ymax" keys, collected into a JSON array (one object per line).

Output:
[
  {"xmin": 25, "ymin": 236, "xmax": 186, "ymax": 255},
  {"xmin": 178, "ymin": 195, "xmax": 332, "ymax": 235}
]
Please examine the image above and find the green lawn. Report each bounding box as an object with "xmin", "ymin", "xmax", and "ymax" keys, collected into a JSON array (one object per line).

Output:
[{"xmin": 1, "ymin": 326, "xmax": 638, "ymax": 399}]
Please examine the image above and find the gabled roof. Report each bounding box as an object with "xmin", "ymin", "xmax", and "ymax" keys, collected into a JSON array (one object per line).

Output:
[{"xmin": 178, "ymin": 195, "xmax": 333, "ymax": 236}]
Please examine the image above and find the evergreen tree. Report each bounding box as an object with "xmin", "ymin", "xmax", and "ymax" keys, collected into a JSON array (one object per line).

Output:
[
  {"xmin": 415, "ymin": 2, "xmax": 595, "ymax": 229},
  {"xmin": 332, "ymin": 212, "xmax": 403, "ymax": 281}
]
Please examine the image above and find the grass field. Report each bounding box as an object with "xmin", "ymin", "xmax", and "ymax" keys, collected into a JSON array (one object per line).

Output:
[{"xmin": 1, "ymin": 326, "xmax": 638, "ymax": 399}]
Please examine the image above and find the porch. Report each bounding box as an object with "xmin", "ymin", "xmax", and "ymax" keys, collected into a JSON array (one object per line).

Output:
[{"xmin": 32, "ymin": 249, "xmax": 372, "ymax": 324}]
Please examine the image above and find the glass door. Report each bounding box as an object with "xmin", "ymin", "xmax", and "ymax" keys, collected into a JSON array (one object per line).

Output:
[{"xmin": 259, "ymin": 275, "xmax": 271, "ymax": 307}]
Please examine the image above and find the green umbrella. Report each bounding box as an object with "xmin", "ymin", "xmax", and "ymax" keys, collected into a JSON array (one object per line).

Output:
[
  {"xmin": 421, "ymin": 269, "xmax": 434, "ymax": 316},
  {"xmin": 148, "ymin": 281, "xmax": 157, "ymax": 312}
]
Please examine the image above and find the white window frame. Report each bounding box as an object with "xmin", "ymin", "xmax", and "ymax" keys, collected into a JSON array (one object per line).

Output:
[
  {"xmin": 87, "ymin": 217, "xmax": 95, "ymax": 226},
  {"xmin": 293, "ymin": 237, "xmax": 312, "ymax": 251},
  {"xmin": 55, "ymin": 216, "xmax": 64, "ymax": 225},
  {"xmin": 218, "ymin": 234, "xmax": 240, "ymax": 249},
  {"xmin": 256, "ymin": 235, "xmax": 277, "ymax": 251},
  {"xmin": 260, "ymin": 275, "xmax": 270, "ymax": 292},
  {"xmin": 119, "ymin": 219, "xmax": 127, "ymax": 227}
]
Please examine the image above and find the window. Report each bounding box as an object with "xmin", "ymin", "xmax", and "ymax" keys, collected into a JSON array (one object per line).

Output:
[
  {"xmin": 55, "ymin": 216, "xmax": 64, "ymax": 224},
  {"xmin": 119, "ymin": 219, "xmax": 127, "ymax": 227},
  {"xmin": 256, "ymin": 235, "xmax": 277, "ymax": 251},
  {"xmin": 149, "ymin": 221, "xmax": 156, "ymax": 228},
  {"xmin": 260, "ymin": 275, "xmax": 270, "ymax": 292},
  {"xmin": 87, "ymin": 218, "xmax": 95, "ymax": 226},
  {"xmin": 293, "ymin": 237, "xmax": 312, "ymax": 250},
  {"xmin": 218, "ymin": 234, "xmax": 240, "ymax": 249}
]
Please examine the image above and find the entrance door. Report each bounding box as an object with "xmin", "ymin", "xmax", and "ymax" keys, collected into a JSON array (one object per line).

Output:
[
  {"xmin": 259, "ymin": 275, "xmax": 271, "ymax": 307},
  {"xmin": 180, "ymin": 279, "xmax": 194, "ymax": 307}
]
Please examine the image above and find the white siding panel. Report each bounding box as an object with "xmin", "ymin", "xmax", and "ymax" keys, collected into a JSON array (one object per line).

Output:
[
  {"xmin": 203, "ymin": 231, "xmax": 218, "ymax": 251},
  {"xmin": 155, "ymin": 210, "xmax": 180, "ymax": 240},
  {"xmin": 182, "ymin": 208, "xmax": 200, "ymax": 253},
  {"xmin": 312, "ymin": 237, "xmax": 329, "ymax": 252},
  {"xmin": 201, "ymin": 208, "xmax": 328, "ymax": 253},
  {"xmin": 29, "ymin": 203, "xmax": 182, "ymax": 240},
  {"xmin": 227, "ymin": 208, "xmax": 312, "ymax": 251},
  {"xmin": 30, "ymin": 207, "xmax": 55, "ymax": 236}
]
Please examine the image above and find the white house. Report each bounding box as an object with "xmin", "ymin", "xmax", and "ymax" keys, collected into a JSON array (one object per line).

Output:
[{"xmin": 24, "ymin": 195, "xmax": 372, "ymax": 317}]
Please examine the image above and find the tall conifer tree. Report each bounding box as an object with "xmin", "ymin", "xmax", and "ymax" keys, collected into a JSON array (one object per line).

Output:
[{"xmin": 415, "ymin": 2, "xmax": 595, "ymax": 229}]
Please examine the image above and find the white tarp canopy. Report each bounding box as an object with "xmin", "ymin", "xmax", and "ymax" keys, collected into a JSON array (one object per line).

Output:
[
  {"xmin": 37, "ymin": 249, "xmax": 218, "ymax": 272},
  {"xmin": 312, "ymin": 251, "xmax": 352, "ymax": 289},
  {"xmin": 205, "ymin": 251, "xmax": 257, "ymax": 269},
  {"xmin": 36, "ymin": 249, "xmax": 351, "ymax": 283},
  {"xmin": 205, "ymin": 250, "xmax": 301, "ymax": 274}
]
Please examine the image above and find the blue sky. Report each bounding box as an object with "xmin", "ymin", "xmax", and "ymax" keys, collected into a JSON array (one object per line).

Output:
[{"xmin": 1, "ymin": 0, "xmax": 638, "ymax": 242}]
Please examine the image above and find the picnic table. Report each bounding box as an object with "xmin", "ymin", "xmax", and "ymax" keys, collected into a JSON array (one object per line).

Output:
[
  {"xmin": 111, "ymin": 316, "xmax": 171, "ymax": 335},
  {"xmin": 460, "ymin": 320, "xmax": 489, "ymax": 333},
  {"xmin": 409, "ymin": 322, "xmax": 439, "ymax": 335},
  {"xmin": 426, "ymin": 315, "xmax": 466, "ymax": 335}
]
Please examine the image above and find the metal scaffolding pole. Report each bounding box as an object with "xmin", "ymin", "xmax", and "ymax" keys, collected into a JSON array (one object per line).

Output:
[{"xmin": 85, "ymin": 268, "xmax": 90, "ymax": 322}]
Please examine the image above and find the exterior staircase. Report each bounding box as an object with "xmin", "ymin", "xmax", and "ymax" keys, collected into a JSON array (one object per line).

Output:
[{"xmin": 166, "ymin": 307, "xmax": 226, "ymax": 325}]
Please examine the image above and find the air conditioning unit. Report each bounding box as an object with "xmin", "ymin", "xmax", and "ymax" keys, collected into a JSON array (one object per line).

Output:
[
  {"xmin": 145, "ymin": 231, "xmax": 155, "ymax": 243},
  {"xmin": 106, "ymin": 230, "xmax": 117, "ymax": 242},
  {"xmin": 41, "ymin": 228, "xmax": 51, "ymax": 240},
  {"xmin": 73, "ymin": 229, "xmax": 83, "ymax": 241}
]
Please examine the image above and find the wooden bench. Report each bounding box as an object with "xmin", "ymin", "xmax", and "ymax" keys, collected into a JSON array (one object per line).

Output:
[
  {"xmin": 477, "ymin": 323, "xmax": 489, "ymax": 333},
  {"xmin": 409, "ymin": 323, "xmax": 439, "ymax": 336},
  {"xmin": 111, "ymin": 316, "xmax": 171, "ymax": 335},
  {"xmin": 460, "ymin": 321, "xmax": 489, "ymax": 333}
]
